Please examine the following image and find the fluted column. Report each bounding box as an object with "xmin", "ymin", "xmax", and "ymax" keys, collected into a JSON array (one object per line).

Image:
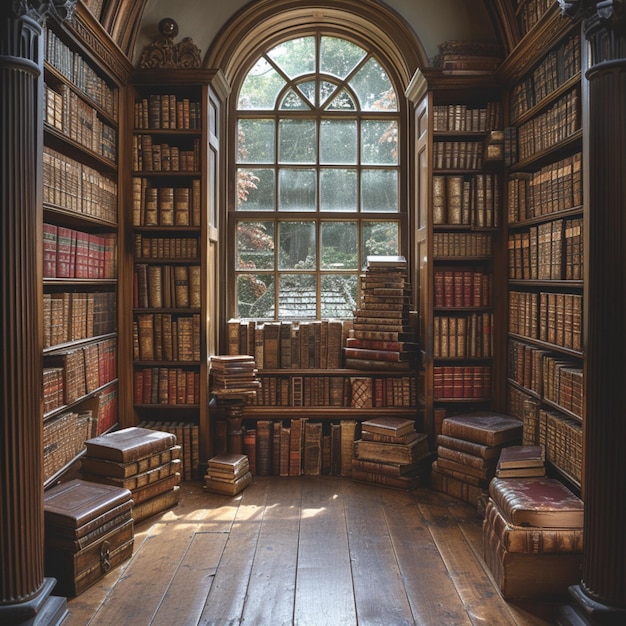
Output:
[
  {"xmin": 0, "ymin": 2, "xmax": 74, "ymax": 624},
  {"xmin": 557, "ymin": 1, "xmax": 626, "ymax": 624}
]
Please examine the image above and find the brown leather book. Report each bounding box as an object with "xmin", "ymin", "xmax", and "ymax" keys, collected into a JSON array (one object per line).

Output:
[
  {"xmin": 489, "ymin": 477, "xmax": 584, "ymax": 528},
  {"xmin": 85, "ymin": 426, "xmax": 177, "ymax": 463},
  {"xmin": 132, "ymin": 485, "xmax": 181, "ymax": 524},
  {"xmin": 437, "ymin": 434, "xmax": 504, "ymax": 460},
  {"xmin": 441, "ymin": 412, "xmax": 523, "ymax": 446},
  {"xmin": 131, "ymin": 472, "xmax": 181, "ymax": 505},
  {"xmin": 354, "ymin": 433, "xmax": 428, "ymax": 465},
  {"xmin": 361, "ymin": 415, "xmax": 416, "ymax": 438},
  {"xmin": 44, "ymin": 479, "xmax": 132, "ymax": 531},
  {"xmin": 204, "ymin": 471, "xmax": 252, "ymax": 496},
  {"xmin": 80, "ymin": 445, "xmax": 181, "ymax": 478}
]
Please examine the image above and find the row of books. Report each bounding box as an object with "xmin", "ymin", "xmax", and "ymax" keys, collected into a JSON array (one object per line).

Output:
[
  {"xmin": 135, "ymin": 234, "xmax": 200, "ymax": 260},
  {"xmin": 517, "ymin": 0, "xmax": 555, "ymax": 37},
  {"xmin": 133, "ymin": 313, "xmax": 201, "ymax": 362},
  {"xmin": 133, "ymin": 263, "xmax": 201, "ymax": 309},
  {"xmin": 227, "ymin": 318, "xmax": 347, "ymax": 370},
  {"xmin": 432, "ymin": 101, "xmax": 502, "ymax": 132},
  {"xmin": 433, "ymin": 269, "xmax": 492, "ymax": 308},
  {"xmin": 45, "ymin": 337, "xmax": 117, "ymax": 407},
  {"xmin": 133, "ymin": 367, "xmax": 200, "ymax": 406},
  {"xmin": 134, "ymin": 94, "xmax": 202, "ymax": 130},
  {"xmin": 433, "ymin": 232, "xmax": 493, "ymax": 258},
  {"xmin": 508, "ymin": 339, "xmax": 583, "ymax": 418},
  {"xmin": 43, "ymin": 291, "xmax": 116, "ymax": 349},
  {"xmin": 506, "ymin": 153, "xmax": 583, "ymax": 222},
  {"xmin": 43, "ymin": 147, "xmax": 117, "ymax": 223},
  {"xmin": 508, "ymin": 291, "xmax": 582, "ymax": 352},
  {"xmin": 537, "ymin": 408, "xmax": 582, "ymax": 484},
  {"xmin": 132, "ymin": 177, "xmax": 201, "ymax": 227},
  {"xmin": 43, "ymin": 224, "xmax": 117, "ymax": 280},
  {"xmin": 433, "ymin": 365, "xmax": 492, "ymax": 400},
  {"xmin": 508, "ymin": 217, "xmax": 583, "ymax": 281},
  {"xmin": 432, "ymin": 173, "xmax": 500, "ymax": 227},
  {"xmin": 433, "ymin": 140, "xmax": 484, "ymax": 170},
  {"xmin": 45, "ymin": 84, "xmax": 116, "ymax": 161},
  {"xmin": 517, "ymin": 90, "xmax": 580, "ymax": 162},
  {"xmin": 506, "ymin": 385, "xmax": 538, "ymax": 444},
  {"xmin": 433, "ymin": 312, "xmax": 494, "ymax": 359},
  {"xmin": 132, "ymin": 135, "xmax": 201, "ymax": 172},
  {"xmin": 45, "ymin": 29, "xmax": 116, "ymax": 118},
  {"xmin": 510, "ymin": 32, "xmax": 581, "ymax": 122}
]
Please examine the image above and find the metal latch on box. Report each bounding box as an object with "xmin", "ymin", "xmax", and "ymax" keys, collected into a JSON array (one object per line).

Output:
[{"xmin": 100, "ymin": 540, "xmax": 111, "ymax": 572}]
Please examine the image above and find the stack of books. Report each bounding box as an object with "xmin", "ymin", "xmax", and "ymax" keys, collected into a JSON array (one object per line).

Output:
[
  {"xmin": 483, "ymin": 477, "xmax": 584, "ymax": 599},
  {"xmin": 352, "ymin": 416, "xmax": 430, "ymax": 490},
  {"xmin": 496, "ymin": 445, "xmax": 545, "ymax": 478},
  {"xmin": 344, "ymin": 256, "xmax": 417, "ymax": 371},
  {"xmin": 81, "ymin": 427, "xmax": 181, "ymax": 524},
  {"xmin": 204, "ymin": 453, "xmax": 252, "ymax": 495},
  {"xmin": 210, "ymin": 354, "xmax": 261, "ymax": 396},
  {"xmin": 431, "ymin": 412, "xmax": 523, "ymax": 505},
  {"xmin": 43, "ymin": 479, "xmax": 134, "ymax": 596}
]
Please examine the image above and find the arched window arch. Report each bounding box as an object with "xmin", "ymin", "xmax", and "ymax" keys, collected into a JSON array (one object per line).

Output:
[{"xmin": 232, "ymin": 32, "xmax": 406, "ymax": 320}]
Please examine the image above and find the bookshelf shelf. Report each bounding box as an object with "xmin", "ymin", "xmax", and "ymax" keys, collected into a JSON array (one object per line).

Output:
[
  {"xmin": 43, "ymin": 332, "xmax": 118, "ymax": 355},
  {"xmin": 507, "ymin": 205, "xmax": 583, "ymax": 230},
  {"xmin": 44, "ymin": 204, "xmax": 117, "ymax": 229},
  {"xmin": 43, "ymin": 379, "xmax": 119, "ymax": 423},
  {"xmin": 507, "ymin": 332, "xmax": 583, "ymax": 358},
  {"xmin": 510, "ymin": 130, "xmax": 582, "ymax": 172},
  {"xmin": 44, "ymin": 126, "xmax": 117, "ymax": 172},
  {"xmin": 508, "ymin": 279, "xmax": 584, "ymax": 289},
  {"xmin": 243, "ymin": 407, "xmax": 418, "ymax": 420},
  {"xmin": 130, "ymin": 171, "xmax": 202, "ymax": 177}
]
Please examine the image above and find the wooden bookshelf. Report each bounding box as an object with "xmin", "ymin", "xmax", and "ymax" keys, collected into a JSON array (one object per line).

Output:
[
  {"xmin": 119, "ymin": 69, "xmax": 228, "ymax": 476},
  {"xmin": 499, "ymin": 7, "xmax": 584, "ymax": 490}
]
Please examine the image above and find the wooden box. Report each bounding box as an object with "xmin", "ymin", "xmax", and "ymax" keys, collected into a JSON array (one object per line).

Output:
[{"xmin": 44, "ymin": 479, "xmax": 134, "ymax": 596}]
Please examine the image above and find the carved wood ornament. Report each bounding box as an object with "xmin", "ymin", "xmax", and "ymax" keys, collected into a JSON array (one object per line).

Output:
[{"xmin": 138, "ymin": 17, "xmax": 201, "ymax": 69}]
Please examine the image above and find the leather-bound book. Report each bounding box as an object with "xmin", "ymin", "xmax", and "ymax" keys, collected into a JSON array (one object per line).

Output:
[
  {"xmin": 441, "ymin": 412, "xmax": 523, "ymax": 446},
  {"xmin": 85, "ymin": 426, "xmax": 177, "ymax": 463},
  {"xmin": 489, "ymin": 477, "xmax": 584, "ymax": 528}
]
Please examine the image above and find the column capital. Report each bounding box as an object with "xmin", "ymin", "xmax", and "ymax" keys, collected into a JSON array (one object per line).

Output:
[{"xmin": 4, "ymin": 0, "xmax": 77, "ymax": 24}]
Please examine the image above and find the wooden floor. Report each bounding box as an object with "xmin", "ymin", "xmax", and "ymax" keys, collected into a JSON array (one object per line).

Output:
[{"xmin": 62, "ymin": 477, "xmax": 561, "ymax": 626}]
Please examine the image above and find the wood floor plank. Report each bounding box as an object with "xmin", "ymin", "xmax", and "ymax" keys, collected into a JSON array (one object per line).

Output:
[
  {"xmin": 198, "ymin": 477, "xmax": 269, "ymax": 625},
  {"xmin": 294, "ymin": 477, "xmax": 357, "ymax": 626},
  {"xmin": 344, "ymin": 480, "xmax": 415, "ymax": 626},
  {"xmin": 240, "ymin": 476, "xmax": 302, "ymax": 625},
  {"xmin": 378, "ymin": 486, "xmax": 474, "ymax": 626}
]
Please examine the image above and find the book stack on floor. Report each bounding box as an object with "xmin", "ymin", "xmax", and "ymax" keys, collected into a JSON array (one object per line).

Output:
[
  {"xmin": 81, "ymin": 427, "xmax": 181, "ymax": 524},
  {"xmin": 496, "ymin": 445, "xmax": 545, "ymax": 478},
  {"xmin": 210, "ymin": 354, "xmax": 261, "ymax": 396},
  {"xmin": 483, "ymin": 476, "xmax": 584, "ymax": 599},
  {"xmin": 344, "ymin": 255, "xmax": 417, "ymax": 371},
  {"xmin": 43, "ymin": 479, "xmax": 134, "ymax": 596},
  {"xmin": 352, "ymin": 416, "xmax": 430, "ymax": 489},
  {"xmin": 431, "ymin": 412, "xmax": 523, "ymax": 505},
  {"xmin": 204, "ymin": 453, "xmax": 252, "ymax": 495}
]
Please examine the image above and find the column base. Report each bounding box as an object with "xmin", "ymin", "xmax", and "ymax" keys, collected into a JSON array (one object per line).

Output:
[
  {"xmin": 0, "ymin": 578, "xmax": 67, "ymax": 626},
  {"xmin": 557, "ymin": 584, "xmax": 626, "ymax": 626}
]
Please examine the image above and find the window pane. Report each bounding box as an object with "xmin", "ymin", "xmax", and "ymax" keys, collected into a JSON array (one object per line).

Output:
[
  {"xmin": 237, "ymin": 274, "xmax": 274, "ymax": 318},
  {"xmin": 278, "ymin": 169, "xmax": 316, "ymax": 211},
  {"xmin": 279, "ymin": 89, "xmax": 310, "ymax": 110},
  {"xmin": 321, "ymin": 274, "xmax": 358, "ymax": 318},
  {"xmin": 362, "ymin": 120, "xmax": 398, "ymax": 164},
  {"xmin": 237, "ymin": 168, "xmax": 275, "ymax": 211},
  {"xmin": 325, "ymin": 89, "xmax": 356, "ymax": 111},
  {"xmin": 320, "ymin": 120, "xmax": 357, "ymax": 164},
  {"xmin": 361, "ymin": 169, "xmax": 398, "ymax": 212},
  {"xmin": 237, "ymin": 221, "xmax": 275, "ymax": 270},
  {"xmin": 319, "ymin": 81, "xmax": 339, "ymax": 107},
  {"xmin": 278, "ymin": 221, "xmax": 316, "ymax": 269},
  {"xmin": 320, "ymin": 169, "xmax": 357, "ymax": 212},
  {"xmin": 238, "ymin": 58, "xmax": 285, "ymax": 109},
  {"xmin": 279, "ymin": 119, "xmax": 316, "ymax": 164},
  {"xmin": 350, "ymin": 58, "xmax": 397, "ymax": 111},
  {"xmin": 238, "ymin": 119, "xmax": 275, "ymax": 163},
  {"xmin": 320, "ymin": 36, "xmax": 366, "ymax": 79},
  {"xmin": 278, "ymin": 273, "xmax": 316, "ymax": 318},
  {"xmin": 268, "ymin": 37, "xmax": 315, "ymax": 79},
  {"xmin": 361, "ymin": 221, "xmax": 399, "ymax": 268},
  {"xmin": 321, "ymin": 221, "xmax": 358, "ymax": 269},
  {"xmin": 297, "ymin": 81, "xmax": 316, "ymax": 107}
]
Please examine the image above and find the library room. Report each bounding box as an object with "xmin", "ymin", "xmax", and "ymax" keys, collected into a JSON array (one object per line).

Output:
[{"xmin": 2, "ymin": 1, "xmax": 626, "ymax": 625}]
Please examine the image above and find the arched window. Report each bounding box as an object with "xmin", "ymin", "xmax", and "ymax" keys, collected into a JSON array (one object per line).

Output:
[{"xmin": 233, "ymin": 33, "xmax": 404, "ymax": 320}]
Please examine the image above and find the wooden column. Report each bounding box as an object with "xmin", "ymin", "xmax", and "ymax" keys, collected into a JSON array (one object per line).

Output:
[
  {"xmin": 0, "ymin": 2, "xmax": 73, "ymax": 624},
  {"xmin": 558, "ymin": 1, "xmax": 626, "ymax": 624}
]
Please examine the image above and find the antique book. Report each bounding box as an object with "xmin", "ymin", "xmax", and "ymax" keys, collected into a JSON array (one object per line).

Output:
[
  {"xmin": 435, "ymin": 456, "xmax": 495, "ymax": 481},
  {"xmin": 81, "ymin": 458, "xmax": 181, "ymax": 491},
  {"xmin": 303, "ymin": 421, "xmax": 322, "ymax": 476},
  {"xmin": 351, "ymin": 457, "xmax": 421, "ymax": 477},
  {"xmin": 489, "ymin": 477, "xmax": 584, "ymax": 528},
  {"xmin": 80, "ymin": 445, "xmax": 181, "ymax": 478},
  {"xmin": 361, "ymin": 415, "xmax": 416, "ymax": 438},
  {"xmin": 43, "ymin": 478, "xmax": 132, "ymax": 530},
  {"xmin": 340, "ymin": 420, "xmax": 357, "ymax": 477},
  {"xmin": 436, "ymin": 434, "xmax": 503, "ymax": 460},
  {"xmin": 208, "ymin": 452, "xmax": 250, "ymax": 475},
  {"xmin": 441, "ymin": 412, "xmax": 523, "ymax": 446},
  {"xmin": 431, "ymin": 460, "xmax": 489, "ymax": 487},
  {"xmin": 131, "ymin": 472, "xmax": 181, "ymax": 506},
  {"xmin": 132, "ymin": 485, "xmax": 181, "ymax": 524},
  {"xmin": 437, "ymin": 445, "xmax": 498, "ymax": 471},
  {"xmin": 495, "ymin": 465, "xmax": 546, "ymax": 478},
  {"xmin": 361, "ymin": 430, "xmax": 419, "ymax": 445},
  {"xmin": 351, "ymin": 468, "xmax": 421, "ymax": 490},
  {"xmin": 430, "ymin": 466, "xmax": 486, "ymax": 505},
  {"xmin": 204, "ymin": 471, "xmax": 252, "ymax": 496},
  {"xmin": 484, "ymin": 500, "xmax": 583, "ymax": 554},
  {"xmin": 354, "ymin": 433, "xmax": 428, "ymax": 465},
  {"xmin": 497, "ymin": 445, "xmax": 544, "ymax": 469},
  {"xmin": 85, "ymin": 426, "xmax": 177, "ymax": 463}
]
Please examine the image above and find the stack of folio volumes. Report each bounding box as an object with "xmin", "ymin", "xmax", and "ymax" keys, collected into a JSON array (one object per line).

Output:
[
  {"xmin": 43, "ymin": 479, "xmax": 134, "ymax": 596},
  {"xmin": 81, "ymin": 426, "xmax": 181, "ymax": 523},
  {"xmin": 204, "ymin": 453, "xmax": 252, "ymax": 495},
  {"xmin": 352, "ymin": 416, "xmax": 430, "ymax": 489},
  {"xmin": 431, "ymin": 412, "xmax": 523, "ymax": 505},
  {"xmin": 483, "ymin": 476, "xmax": 584, "ymax": 599}
]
